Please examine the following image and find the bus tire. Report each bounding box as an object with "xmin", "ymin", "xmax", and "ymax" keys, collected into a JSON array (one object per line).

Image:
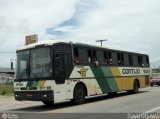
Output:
[
  {"xmin": 133, "ymin": 80, "xmax": 139, "ymax": 94},
  {"xmin": 73, "ymin": 84, "xmax": 85, "ymax": 105},
  {"xmin": 127, "ymin": 80, "xmax": 139, "ymax": 94},
  {"xmin": 42, "ymin": 101, "xmax": 54, "ymax": 106}
]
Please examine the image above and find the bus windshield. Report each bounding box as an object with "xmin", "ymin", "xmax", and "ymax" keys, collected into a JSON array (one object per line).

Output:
[
  {"xmin": 16, "ymin": 47, "xmax": 52, "ymax": 79},
  {"xmin": 30, "ymin": 47, "xmax": 52, "ymax": 78},
  {"xmin": 16, "ymin": 50, "xmax": 29, "ymax": 79}
]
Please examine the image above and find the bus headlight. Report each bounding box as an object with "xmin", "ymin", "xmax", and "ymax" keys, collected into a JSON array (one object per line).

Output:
[{"xmin": 44, "ymin": 94, "xmax": 47, "ymax": 97}]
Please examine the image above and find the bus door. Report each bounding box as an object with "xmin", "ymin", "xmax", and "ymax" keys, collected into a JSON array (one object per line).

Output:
[{"xmin": 54, "ymin": 53, "xmax": 66, "ymax": 102}]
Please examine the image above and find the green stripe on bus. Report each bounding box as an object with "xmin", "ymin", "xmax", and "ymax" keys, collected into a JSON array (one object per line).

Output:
[
  {"xmin": 101, "ymin": 67, "xmax": 119, "ymax": 92},
  {"xmin": 91, "ymin": 67, "xmax": 111, "ymax": 93}
]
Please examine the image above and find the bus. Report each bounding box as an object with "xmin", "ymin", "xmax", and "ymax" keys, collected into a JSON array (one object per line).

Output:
[{"xmin": 14, "ymin": 40, "xmax": 150, "ymax": 105}]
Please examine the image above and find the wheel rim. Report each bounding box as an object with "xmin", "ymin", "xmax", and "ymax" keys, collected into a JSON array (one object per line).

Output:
[
  {"xmin": 134, "ymin": 82, "xmax": 139, "ymax": 93},
  {"xmin": 78, "ymin": 90, "xmax": 83, "ymax": 100}
]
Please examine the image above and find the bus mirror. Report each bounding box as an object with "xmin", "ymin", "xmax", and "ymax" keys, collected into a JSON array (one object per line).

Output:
[{"xmin": 11, "ymin": 62, "xmax": 13, "ymax": 70}]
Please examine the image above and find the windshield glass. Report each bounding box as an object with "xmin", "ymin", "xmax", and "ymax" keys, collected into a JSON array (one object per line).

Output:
[
  {"xmin": 16, "ymin": 50, "xmax": 29, "ymax": 79},
  {"xmin": 30, "ymin": 47, "xmax": 52, "ymax": 78}
]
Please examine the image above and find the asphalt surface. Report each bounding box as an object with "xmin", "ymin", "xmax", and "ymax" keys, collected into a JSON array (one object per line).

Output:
[{"xmin": 1, "ymin": 86, "xmax": 160, "ymax": 119}]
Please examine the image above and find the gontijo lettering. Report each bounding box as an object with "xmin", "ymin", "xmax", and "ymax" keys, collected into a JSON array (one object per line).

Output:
[{"xmin": 122, "ymin": 69, "xmax": 140, "ymax": 74}]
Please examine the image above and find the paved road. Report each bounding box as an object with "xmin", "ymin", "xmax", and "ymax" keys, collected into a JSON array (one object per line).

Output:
[{"xmin": 1, "ymin": 87, "xmax": 160, "ymax": 119}]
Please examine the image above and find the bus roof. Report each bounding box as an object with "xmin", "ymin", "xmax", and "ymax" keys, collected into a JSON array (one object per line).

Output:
[
  {"xmin": 17, "ymin": 40, "xmax": 97, "ymax": 51},
  {"xmin": 17, "ymin": 40, "xmax": 70, "ymax": 51},
  {"xmin": 17, "ymin": 40, "xmax": 148, "ymax": 55}
]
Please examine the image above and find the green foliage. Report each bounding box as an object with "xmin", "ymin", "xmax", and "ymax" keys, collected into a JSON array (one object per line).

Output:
[
  {"xmin": 1, "ymin": 90, "xmax": 6, "ymax": 95},
  {"xmin": 0, "ymin": 85, "xmax": 14, "ymax": 96}
]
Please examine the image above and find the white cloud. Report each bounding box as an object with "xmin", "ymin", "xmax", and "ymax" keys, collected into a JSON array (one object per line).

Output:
[
  {"xmin": 63, "ymin": 0, "xmax": 160, "ymax": 67},
  {"xmin": 0, "ymin": 0, "xmax": 160, "ymax": 68},
  {"xmin": 0, "ymin": 0, "xmax": 79, "ymax": 67}
]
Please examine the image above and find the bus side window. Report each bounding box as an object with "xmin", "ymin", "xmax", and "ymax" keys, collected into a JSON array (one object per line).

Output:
[
  {"xmin": 143, "ymin": 55, "xmax": 149, "ymax": 67},
  {"xmin": 108, "ymin": 52, "xmax": 112, "ymax": 65},
  {"xmin": 138, "ymin": 56, "xmax": 141, "ymax": 66},
  {"xmin": 117, "ymin": 53, "xmax": 121, "ymax": 65},
  {"xmin": 104, "ymin": 51, "xmax": 108, "ymax": 64},
  {"xmin": 117, "ymin": 53, "xmax": 124, "ymax": 66},
  {"xmin": 74, "ymin": 47, "xmax": 80, "ymax": 64},
  {"xmin": 93, "ymin": 50, "xmax": 99, "ymax": 67},
  {"xmin": 112, "ymin": 52, "xmax": 117, "ymax": 65},
  {"xmin": 128, "ymin": 54, "xmax": 133, "ymax": 66},
  {"xmin": 123, "ymin": 53, "xmax": 129, "ymax": 66},
  {"xmin": 78, "ymin": 48, "xmax": 88, "ymax": 65},
  {"xmin": 96, "ymin": 50, "xmax": 104, "ymax": 65},
  {"xmin": 121, "ymin": 53, "xmax": 124, "ymax": 65},
  {"xmin": 138, "ymin": 56, "xmax": 144, "ymax": 67},
  {"xmin": 146, "ymin": 56, "xmax": 149, "ymax": 67},
  {"xmin": 88, "ymin": 49, "xmax": 92, "ymax": 64}
]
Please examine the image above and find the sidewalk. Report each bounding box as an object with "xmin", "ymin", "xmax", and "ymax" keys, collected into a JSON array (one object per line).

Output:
[
  {"xmin": 0, "ymin": 95, "xmax": 18, "ymax": 107},
  {"xmin": 0, "ymin": 95, "xmax": 41, "ymax": 112}
]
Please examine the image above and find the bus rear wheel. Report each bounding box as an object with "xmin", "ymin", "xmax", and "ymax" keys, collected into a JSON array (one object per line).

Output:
[
  {"xmin": 133, "ymin": 80, "xmax": 139, "ymax": 93},
  {"xmin": 42, "ymin": 101, "xmax": 54, "ymax": 106},
  {"xmin": 127, "ymin": 80, "xmax": 139, "ymax": 94},
  {"xmin": 72, "ymin": 84, "xmax": 85, "ymax": 105}
]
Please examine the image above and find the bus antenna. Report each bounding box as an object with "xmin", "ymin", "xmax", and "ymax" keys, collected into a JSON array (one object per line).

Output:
[{"xmin": 96, "ymin": 39, "xmax": 107, "ymax": 46}]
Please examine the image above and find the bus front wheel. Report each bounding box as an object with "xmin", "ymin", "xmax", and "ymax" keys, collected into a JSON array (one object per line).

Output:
[{"xmin": 72, "ymin": 84, "xmax": 85, "ymax": 104}]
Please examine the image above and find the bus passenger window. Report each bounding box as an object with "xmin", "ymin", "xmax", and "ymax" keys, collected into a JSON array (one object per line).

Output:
[
  {"xmin": 121, "ymin": 54, "xmax": 124, "ymax": 65},
  {"xmin": 128, "ymin": 54, "xmax": 133, "ymax": 66},
  {"xmin": 117, "ymin": 53, "xmax": 124, "ymax": 66},
  {"xmin": 146, "ymin": 56, "xmax": 149, "ymax": 67},
  {"xmin": 117, "ymin": 53, "xmax": 121, "ymax": 65},
  {"xmin": 74, "ymin": 56, "xmax": 80, "ymax": 64},
  {"xmin": 108, "ymin": 52, "xmax": 112, "ymax": 65},
  {"xmin": 138, "ymin": 56, "xmax": 141, "ymax": 66},
  {"xmin": 104, "ymin": 52, "xmax": 108, "ymax": 64},
  {"xmin": 88, "ymin": 49, "xmax": 92, "ymax": 63},
  {"xmin": 141, "ymin": 56, "xmax": 144, "ymax": 67},
  {"xmin": 93, "ymin": 57, "xmax": 99, "ymax": 67},
  {"xmin": 138, "ymin": 56, "xmax": 144, "ymax": 67},
  {"xmin": 74, "ymin": 48, "xmax": 80, "ymax": 64},
  {"xmin": 93, "ymin": 50, "xmax": 99, "ymax": 67}
]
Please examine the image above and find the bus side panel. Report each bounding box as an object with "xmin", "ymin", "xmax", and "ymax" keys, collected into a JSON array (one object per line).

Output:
[
  {"xmin": 69, "ymin": 66, "xmax": 103, "ymax": 97},
  {"xmin": 110, "ymin": 67, "xmax": 150, "ymax": 91},
  {"xmin": 53, "ymin": 81, "xmax": 66, "ymax": 102}
]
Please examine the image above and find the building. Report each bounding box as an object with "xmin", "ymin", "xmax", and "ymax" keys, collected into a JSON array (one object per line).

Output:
[
  {"xmin": 151, "ymin": 68, "xmax": 160, "ymax": 77},
  {"xmin": 0, "ymin": 68, "xmax": 15, "ymax": 84}
]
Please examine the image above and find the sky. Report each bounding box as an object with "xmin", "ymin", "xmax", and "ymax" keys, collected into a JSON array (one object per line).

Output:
[{"xmin": 0, "ymin": 0, "xmax": 160, "ymax": 68}]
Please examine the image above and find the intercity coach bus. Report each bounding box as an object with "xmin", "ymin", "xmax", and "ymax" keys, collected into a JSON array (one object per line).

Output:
[{"xmin": 14, "ymin": 40, "xmax": 150, "ymax": 105}]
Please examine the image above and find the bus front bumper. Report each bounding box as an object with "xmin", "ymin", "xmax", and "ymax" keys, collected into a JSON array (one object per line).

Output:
[{"xmin": 14, "ymin": 90, "xmax": 54, "ymax": 101}]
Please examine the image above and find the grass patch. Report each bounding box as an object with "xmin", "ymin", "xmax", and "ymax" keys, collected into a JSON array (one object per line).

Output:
[{"xmin": 0, "ymin": 85, "xmax": 14, "ymax": 96}]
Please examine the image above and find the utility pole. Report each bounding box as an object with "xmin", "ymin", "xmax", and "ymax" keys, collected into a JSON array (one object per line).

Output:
[
  {"xmin": 96, "ymin": 39, "xmax": 107, "ymax": 46},
  {"xmin": 10, "ymin": 59, "xmax": 16, "ymax": 70}
]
